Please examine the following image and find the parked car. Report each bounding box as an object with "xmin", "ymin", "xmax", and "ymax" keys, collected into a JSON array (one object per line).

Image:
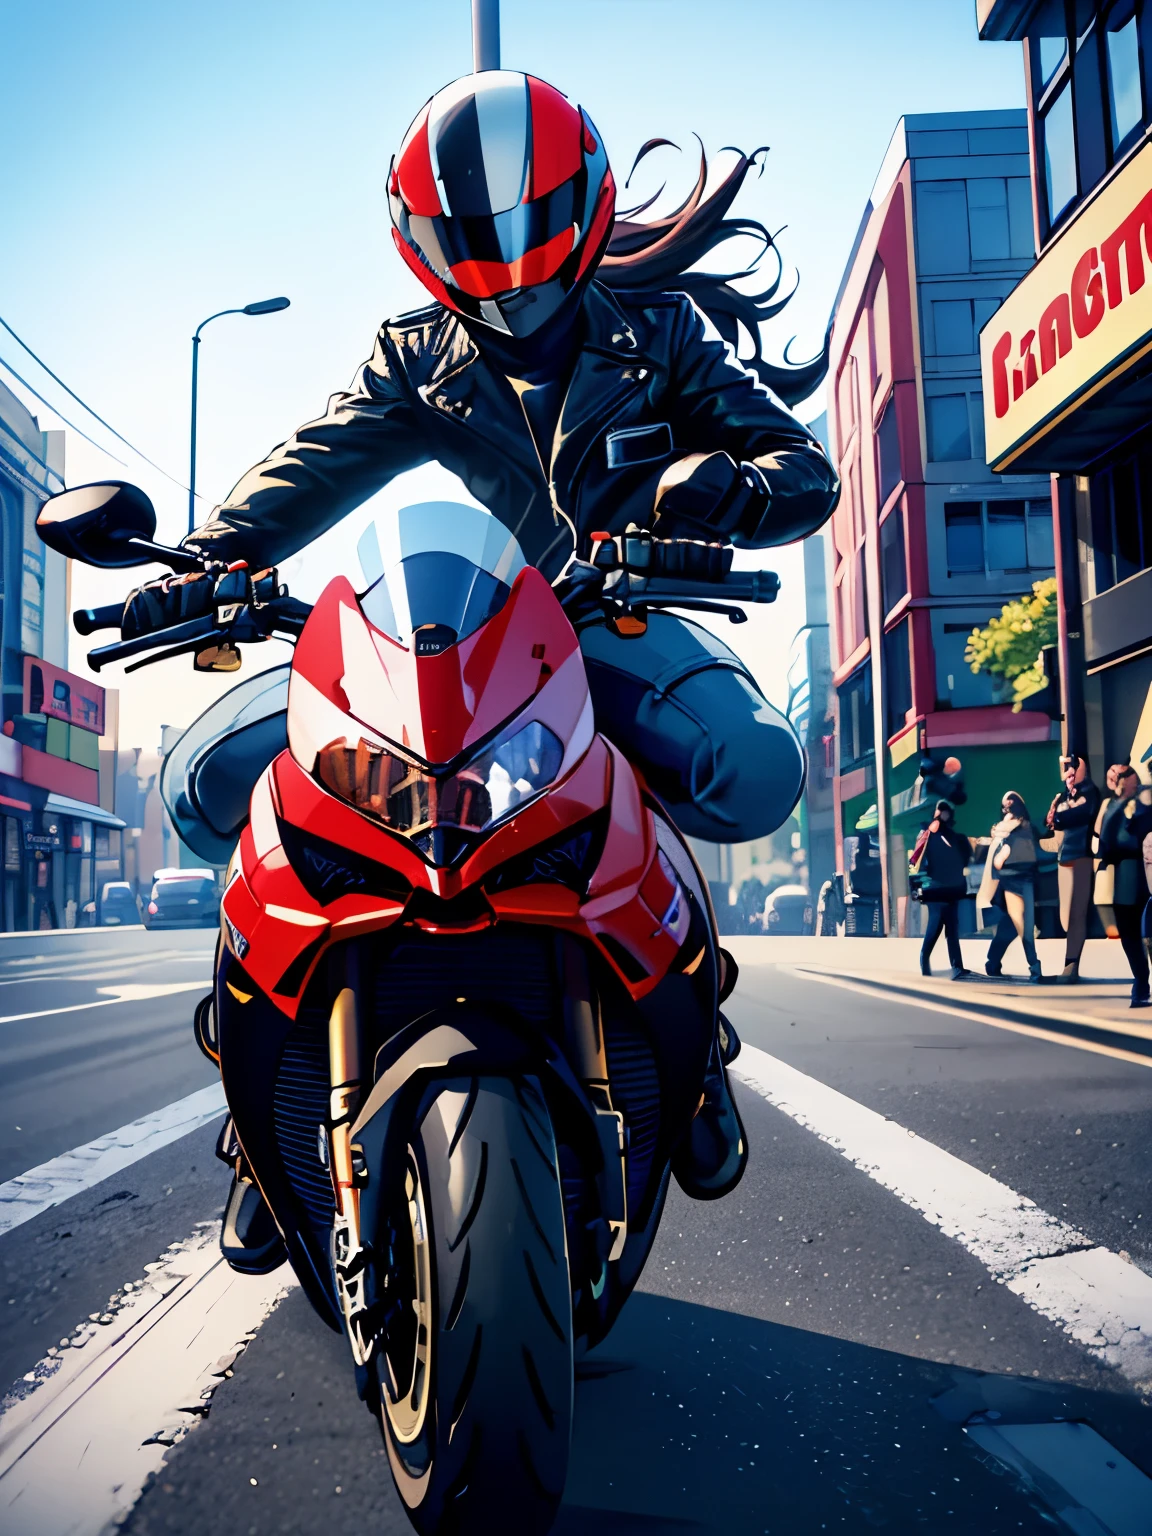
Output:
[
  {"xmin": 98, "ymin": 881, "xmax": 141, "ymax": 926},
  {"xmin": 762, "ymin": 883, "xmax": 814, "ymax": 935},
  {"xmin": 145, "ymin": 870, "xmax": 219, "ymax": 929}
]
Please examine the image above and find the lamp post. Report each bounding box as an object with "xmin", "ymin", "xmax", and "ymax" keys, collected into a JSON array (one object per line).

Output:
[
  {"xmin": 188, "ymin": 296, "xmax": 290, "ymax": 536},
  {"xmin": 472, "ymin": 0, "xmax": 499, "ymax": 70}
]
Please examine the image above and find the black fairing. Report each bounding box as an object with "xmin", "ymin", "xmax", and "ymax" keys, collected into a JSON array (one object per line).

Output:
[{"xmin": 215, "ymin": 946, "xmax": 341, "ymax": 1330}]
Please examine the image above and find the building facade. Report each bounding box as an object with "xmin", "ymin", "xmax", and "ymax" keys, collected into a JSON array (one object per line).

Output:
[
  {"xmin": 978, "ymin": 1, "xmax": 1152, "ymax": 780},
  {"xmin": 0, "ymin": 380, "xmax": 124, "ymax": 927},
  {"xmin": 787, "ymin": 529, "xmax": 836, "ymax": 904},
  {"xmin": 824, "ymin": 109, "xmax": 1061, "ymax": 933}
]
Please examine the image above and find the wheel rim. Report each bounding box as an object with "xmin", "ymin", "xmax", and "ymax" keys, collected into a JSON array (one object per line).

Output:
[{"xmin": 381, "ymin": 1152, "xmax": 433, "ymax": 1446}]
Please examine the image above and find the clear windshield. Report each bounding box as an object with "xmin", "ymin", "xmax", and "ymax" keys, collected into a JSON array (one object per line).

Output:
[{"xmin": 356, "ymin": 501, "xmax": 526, "ymax": 648}]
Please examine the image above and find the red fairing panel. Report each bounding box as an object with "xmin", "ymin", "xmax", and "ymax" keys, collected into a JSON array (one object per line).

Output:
[
  {"xmin": 220, "ymin": 575, "xmax": 697, "ymax": 1014},
  {"xmin": 287, "ymin": 567, "xmax": 584, "ymax": 768}
]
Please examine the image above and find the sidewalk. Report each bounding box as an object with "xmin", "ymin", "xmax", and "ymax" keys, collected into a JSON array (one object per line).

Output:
[{"xmin": 723, "ymin": 936, "xmax": 1152, "ymax": 1066}]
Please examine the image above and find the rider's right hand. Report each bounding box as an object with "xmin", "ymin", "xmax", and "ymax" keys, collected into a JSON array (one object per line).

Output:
[{"xmin": 122, "ymin": 572, "xmax": 214, "ymax": 640}]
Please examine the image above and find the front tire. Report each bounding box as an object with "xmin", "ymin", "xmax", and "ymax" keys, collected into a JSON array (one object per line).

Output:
[{"xmin": 378, "ymin": 1075, "xmax": 573, "ymax": 1535}]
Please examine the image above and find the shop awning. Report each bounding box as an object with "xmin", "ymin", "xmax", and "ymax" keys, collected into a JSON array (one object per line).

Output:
[{"xmin": 44, "ymin": 793, "xmax": 126, "ymax": 831}]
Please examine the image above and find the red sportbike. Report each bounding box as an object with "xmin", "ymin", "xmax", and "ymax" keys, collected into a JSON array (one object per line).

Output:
[{"xmin": 37, "ymin": 483, "xmax": 778, "ymax": 1535}]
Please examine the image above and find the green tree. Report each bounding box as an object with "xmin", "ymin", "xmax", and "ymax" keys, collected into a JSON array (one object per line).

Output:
[{"xmin": 964, "ymin": 578, "xmax": 1058, "ymax": 711}]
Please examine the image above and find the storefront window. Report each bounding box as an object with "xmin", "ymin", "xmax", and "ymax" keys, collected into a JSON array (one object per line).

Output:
[
  {"xmin": 1043, "ymin": 81, "xmax": 1078, "ymax": 223},
  {"xmin": 1106, "ymin": 12, "xmax": 1143, "ymax": 150}
]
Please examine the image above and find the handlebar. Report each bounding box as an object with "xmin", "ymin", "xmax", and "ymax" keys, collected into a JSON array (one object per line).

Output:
[{"xmin": 74, "ymin": 603, "xmax": 125, "ymax": 635}]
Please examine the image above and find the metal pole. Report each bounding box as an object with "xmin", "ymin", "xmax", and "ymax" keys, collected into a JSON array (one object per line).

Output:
[
  {"xmin": 188, "ymin": 333, "xmax": 201, "ymax": 537},
  {"xmin": 472, "ymin": 0, "xmax": 500, "ymax": 71}
]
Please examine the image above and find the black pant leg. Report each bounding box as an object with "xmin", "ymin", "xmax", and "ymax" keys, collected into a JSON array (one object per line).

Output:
[
  {"xmin": 920, "ymin": 903, "xmax": 945, "ymax": 970},
  {"xmin": 1115, "ymin": 903, "xmax": 1149, "ymax": 998},
  {"xmin": 942, "ymin": 900, "xmax": 963, "ymax": 968}
]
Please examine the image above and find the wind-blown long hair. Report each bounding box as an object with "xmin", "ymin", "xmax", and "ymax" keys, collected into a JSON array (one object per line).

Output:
[{"xmin": 598, "ymin": 140, "xmax": 829, "ymax": 407}]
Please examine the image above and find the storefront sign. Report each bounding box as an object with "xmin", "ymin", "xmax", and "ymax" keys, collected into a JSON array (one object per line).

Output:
[
  {"xmin": 980, "ymin": 137, "xmax": 1152, "ymax": 470},
  {"xmin": 24, "ymin": 819, "xmax": 61, "ymax": 850},
  {"xmin": 22, "ymin": 656, "xmax": 105, "ymax": 736}
]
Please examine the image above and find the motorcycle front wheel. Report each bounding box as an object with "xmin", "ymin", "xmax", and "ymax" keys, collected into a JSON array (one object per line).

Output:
[{"xmin": 377, "ymin": 1074, "xmax": 573, "ymax": 1535}]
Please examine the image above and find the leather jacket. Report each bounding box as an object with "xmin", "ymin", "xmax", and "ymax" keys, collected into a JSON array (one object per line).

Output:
[{"xmin": 186, "ymin": 281, "xmax": 839, "ymax": 580}]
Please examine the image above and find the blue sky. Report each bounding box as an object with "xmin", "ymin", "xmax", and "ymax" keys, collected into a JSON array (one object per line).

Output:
[{"xmin": 0, "ymin": 0, "xmax": 1026, "ymax": 748}]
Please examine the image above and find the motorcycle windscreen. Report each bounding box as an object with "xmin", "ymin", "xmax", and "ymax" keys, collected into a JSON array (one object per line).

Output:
[
  {"xmin": 355, "ymin": 501, "xmax": 525, "ymax": 649},
  {"xmin": 160, "ymin": 664, "xmax": 290, "ymax": 865}
]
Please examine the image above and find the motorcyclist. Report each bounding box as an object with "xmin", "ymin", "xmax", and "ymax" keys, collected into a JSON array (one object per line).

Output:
[{"xmin": 132, "ymin": 71, "xmax": 839, "ymax": 1252}]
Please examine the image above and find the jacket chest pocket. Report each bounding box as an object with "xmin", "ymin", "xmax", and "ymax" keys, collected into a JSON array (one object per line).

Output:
[{"xmin": 605, "ymin": 421, "xmax": 673, "ymax": 470}]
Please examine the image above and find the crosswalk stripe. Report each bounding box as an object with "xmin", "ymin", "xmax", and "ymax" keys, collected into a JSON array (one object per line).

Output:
[
  {"xmin": 0, "ymin": 1081, "xmax": 227, "ymax": 1238},
  {"xmin": 734, "ymin": 1042, "xmax": 1152, "ymax": 1389}
]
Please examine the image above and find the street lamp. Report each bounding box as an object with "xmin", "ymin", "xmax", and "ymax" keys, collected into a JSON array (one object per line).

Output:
[{"xmin": 188, "ymin": 296, "xmax": 290, "ymax": 535}]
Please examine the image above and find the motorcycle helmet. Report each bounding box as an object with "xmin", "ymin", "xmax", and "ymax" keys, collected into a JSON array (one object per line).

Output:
[{"xmin": 388, "ymin": 71, "xmax": 615, "ymax": 337}]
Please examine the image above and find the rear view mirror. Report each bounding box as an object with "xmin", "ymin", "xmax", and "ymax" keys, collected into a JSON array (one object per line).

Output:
[{"xmin": 36, "ymin": 481, "xmax": 158, "ymax": 568}]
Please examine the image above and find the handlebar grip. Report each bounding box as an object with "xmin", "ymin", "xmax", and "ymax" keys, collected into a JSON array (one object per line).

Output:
[
  {"xmin": 73, "ymin": 603, "xmax": 125, "ymax": 636},
  {"xmin": 641, "ymin": 570, "xmax": 780, "ymax": 605}
]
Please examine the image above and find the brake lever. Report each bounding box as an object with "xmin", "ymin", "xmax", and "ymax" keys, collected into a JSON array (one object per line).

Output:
[{"xmin": 122, "ymin": 630, "xmax": 231, "ymax": 673}]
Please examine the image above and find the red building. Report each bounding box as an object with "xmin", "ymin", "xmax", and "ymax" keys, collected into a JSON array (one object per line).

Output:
[{"xmin": 825, "ymin": 110, "xmax": 1060, "ymax": 933}]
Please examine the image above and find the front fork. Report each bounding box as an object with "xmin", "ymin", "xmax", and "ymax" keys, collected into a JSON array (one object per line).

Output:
[{"xmin": 327, "ymin": 987, "xmax": 374, "ymax": 1365}]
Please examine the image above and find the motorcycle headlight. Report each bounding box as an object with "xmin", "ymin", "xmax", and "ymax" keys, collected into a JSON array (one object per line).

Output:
[{"xmin": 315, "ymin": 720, "xmax": 564, "ymax": 840}]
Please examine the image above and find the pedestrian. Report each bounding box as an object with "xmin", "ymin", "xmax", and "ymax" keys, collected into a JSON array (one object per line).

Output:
[
  {"xmin": 981, "ymin": 792, "xmax": 1042, "ymax": 982},
  {"xmin": 1096, "ymin": 764, "xmax": 1152, "ymax": 1008},
  {"xmin": 1046, "ymin": 753, "xmax": 1101, "ymax": 983},
  {"xmin": 909, "ymin": 800, "xmax": 972, "ymax": 979}
]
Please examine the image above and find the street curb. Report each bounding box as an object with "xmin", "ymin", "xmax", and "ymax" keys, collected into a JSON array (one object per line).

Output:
[{"xmin": 795, "ymin": 966, "xmax": 1152, "ymax": 1061}]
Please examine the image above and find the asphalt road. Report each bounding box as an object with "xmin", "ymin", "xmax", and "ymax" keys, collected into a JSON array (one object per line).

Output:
[{"xmin": 3, "ymin": 935, "xmax": 1152, "ymax": 1535}]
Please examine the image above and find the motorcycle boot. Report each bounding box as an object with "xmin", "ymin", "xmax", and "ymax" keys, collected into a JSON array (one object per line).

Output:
[
  {"xmin": 672, "ymin": 1012, "xmax": 748, "ymax": 1200},
  {"xmin": 216, "ymin": 1117, "xmax": 287, "ymax": 1276}
]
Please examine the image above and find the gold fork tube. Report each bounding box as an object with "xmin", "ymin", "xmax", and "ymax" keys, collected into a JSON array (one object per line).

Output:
[{"xmin": 329, "ymin": 987, "xmax": 361, "ymax": 1208}]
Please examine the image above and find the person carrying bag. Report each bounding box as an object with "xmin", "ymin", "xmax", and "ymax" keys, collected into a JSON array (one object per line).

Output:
[
  {"xmin": 909, "ymin": 800, "xmax": 972, "ymax": 979},
  {"xmin": 982, "ymin": 792, "xmax": 1042, "ymax": 982}
]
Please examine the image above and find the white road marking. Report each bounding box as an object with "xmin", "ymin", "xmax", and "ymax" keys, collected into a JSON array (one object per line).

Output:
[
  {"xmin": 734, "ymin": 1043, "xmax": 1152, "ymax": 1392},
  {"xmin": 0, "ymin": 1082, "xmax": 227, "ymax": 1238},
  {"xmin": 0, "ymin": 1226, "xmax": 295, "ymax": 1534},
  {"xmin": 0, "ymin": 979, "xmax": 210, "ymax": 1027},
  {"xmin": 785, "ymin": 963, "xmax": 1152, "ymax": 1071}
]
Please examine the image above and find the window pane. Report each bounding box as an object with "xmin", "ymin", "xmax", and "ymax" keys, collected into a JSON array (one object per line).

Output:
[
  {"xmin": 986, "ymin": 501, "xmax": 1028, "ymax": 572},
  {"xmin": 1007, "ymin": 178, "xmax": 1035, "ymax": 258},
  {"xmin": 1043, "ymin": 83, "xmax": 1077, "ymax": 222},
  {"xmin": 1026, "ymin": 501, "xmax": 1056, "ymax": 569},
  {"xmin": 1039, "ymin": 35, "xmax": 1068, "ymax": 86},
  {"xmin": 915, "ymin": 182, "xmax": 971, "ymax": 275},
  {"xmin": 1112, "ymin": 458, "xmax": 1142, "ymax": 581},
  {"xmin": 970, "ymin": 392, "xmax": 987, "ymax": 463},
  {"xmin": 1107, "ymin": 15, "xmax": 1143, "ymax": 150},
  {"xmin": 932, "ymin": 299, "xmax": 973, "ymax": 355},
  {"xmin": 927, "ymin": 394, "xmax": 972, "ymax": 461},
  {"xmin": 880, "ymin": 509, "xmax": 907, "ymax": 614},
  {"xmin": 883, "ymin": 622, "xmax": 912, "ymax": 737},
  {"xmin": 973, "ymin": 297, "xmax": 1002, "ymax": 336},
  {"xmin": 876, "ymin": 397, "xmax": 901, "ymax": 507},
  {"xmin": 968, "ymin": 179, "xmax": 1011, "ymax": 260},
  {"xmin": 945, "ymin": 502, "xmax": 984, "ymax": 574}
]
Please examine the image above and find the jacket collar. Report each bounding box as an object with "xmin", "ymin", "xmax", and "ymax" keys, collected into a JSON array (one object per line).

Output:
[{"xmin": 418, "ymin": 282, "xmax": 658, "ymax": 507}]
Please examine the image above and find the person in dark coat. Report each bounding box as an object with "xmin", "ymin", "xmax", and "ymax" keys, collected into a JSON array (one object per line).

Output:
[
  {"xmin": 1097, "ymin": 764, "xmax": 1152, "ymax": 1007},
  {"xmin": 1046, "ymin": 753, "xmax": 1101, "ymax": 983},
  {"xmin": 910, "ymin": 801, "xmax": 972, "ymax": 979}
]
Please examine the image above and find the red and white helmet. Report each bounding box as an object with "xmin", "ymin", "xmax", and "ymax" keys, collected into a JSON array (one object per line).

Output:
[{"xmin": 388, "ymin": 71, "xmax": 615, "ymax": 337}]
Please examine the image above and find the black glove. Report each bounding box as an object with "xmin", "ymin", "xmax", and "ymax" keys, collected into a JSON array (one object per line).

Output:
[
  {"xmin": 653, "ymin": 452, "xmax": 770, "ymax": 541},
  {"xmin": 122, "ymin": 572, "xmax": 214, "ymax": 640}
]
